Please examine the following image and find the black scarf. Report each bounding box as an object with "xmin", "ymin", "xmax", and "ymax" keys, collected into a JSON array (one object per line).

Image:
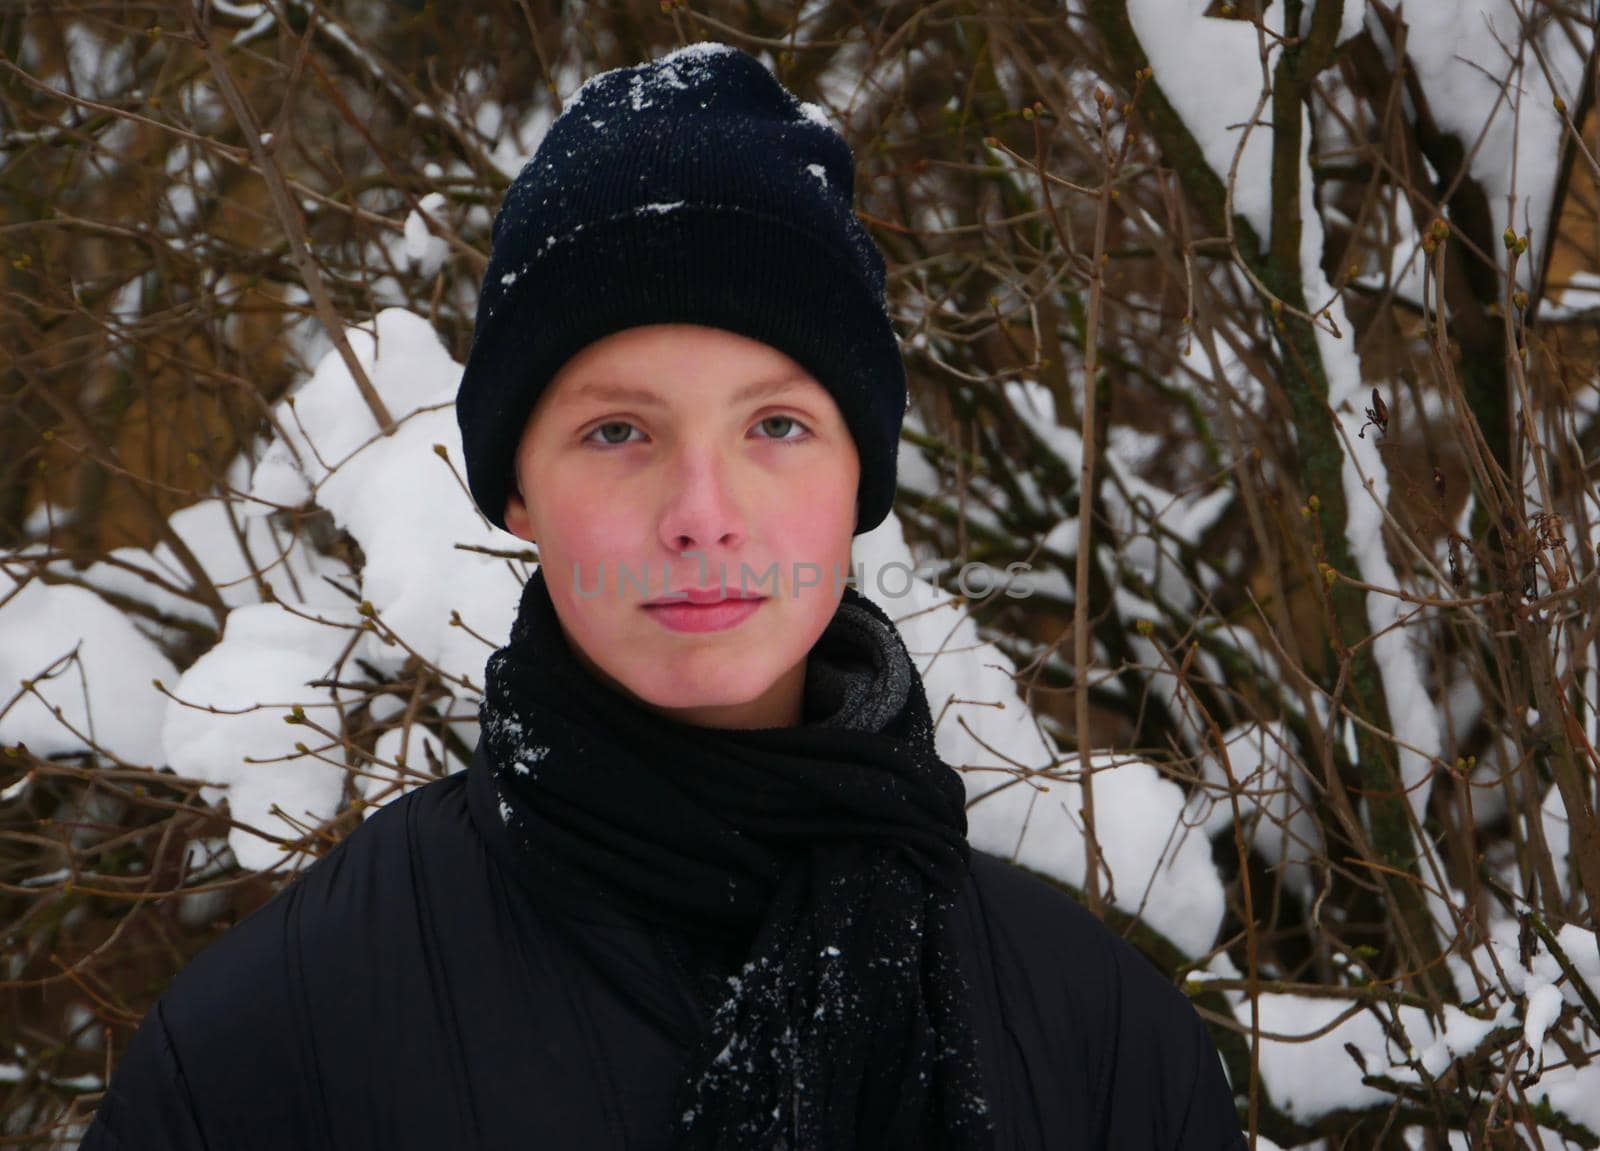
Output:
[{"xmin": 479, "ymin": 565, "xmax": 996, "ymax": 1151}]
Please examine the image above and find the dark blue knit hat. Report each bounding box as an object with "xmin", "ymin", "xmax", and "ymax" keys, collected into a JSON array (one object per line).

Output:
[{"xmin": 454, "ymin": 41, "xmax": 906, "ymax": 537}]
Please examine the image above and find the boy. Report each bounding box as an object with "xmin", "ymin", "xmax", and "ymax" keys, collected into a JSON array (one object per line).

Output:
[{"xmin": 82, "ymin": 42, "xmax": 1244, "ymax": 1150}]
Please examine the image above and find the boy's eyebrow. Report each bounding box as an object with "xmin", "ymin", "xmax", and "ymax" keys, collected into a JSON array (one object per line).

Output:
[{"xmin": 568, "ymin": 374, "xmax": 813, "ymax": 409}]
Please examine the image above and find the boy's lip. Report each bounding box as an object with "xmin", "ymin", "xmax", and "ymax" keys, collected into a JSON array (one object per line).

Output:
[
  {"xmin": 643, "ymin": 587, "xmax": 768, "ymax": 606},
  {"xmin": 642, "ymin": 595, "xmax": 767, "ymax": 633}
]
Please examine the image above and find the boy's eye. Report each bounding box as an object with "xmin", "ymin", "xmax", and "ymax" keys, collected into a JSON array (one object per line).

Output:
[
  {"xmin": 585, "ymin": 420, "xmax": 642, "ymax": 446},
  {"xmin": 753, "ymin": 415, "xmax": 809, "ymax": 441}
]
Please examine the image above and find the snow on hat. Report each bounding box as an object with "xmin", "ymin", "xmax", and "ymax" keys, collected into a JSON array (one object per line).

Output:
[{"xmin": 454, "ymin": 41, "xmax": 907, "ymax": 537}]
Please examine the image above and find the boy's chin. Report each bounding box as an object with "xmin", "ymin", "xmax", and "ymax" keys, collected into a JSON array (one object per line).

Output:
[{"xmin": 623, "ymin": 657, "xmax": 779, "ymax": 700}]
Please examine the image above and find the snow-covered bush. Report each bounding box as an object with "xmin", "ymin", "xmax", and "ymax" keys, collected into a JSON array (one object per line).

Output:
[{"xmin": 4, "ymin": 1, "xmax": 1598, "ymax": 1146}]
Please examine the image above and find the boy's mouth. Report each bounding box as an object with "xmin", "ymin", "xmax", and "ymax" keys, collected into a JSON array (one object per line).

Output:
[
  {"xmin": 644, "ymin": 587, "xmax": 766, "ymax": 606},
  {"xmin": 642, "ymin": 595, "xmax": 768, "ymax": 633}
]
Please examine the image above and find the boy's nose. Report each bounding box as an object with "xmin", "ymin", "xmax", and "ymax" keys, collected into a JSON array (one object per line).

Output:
[{"xmin": 657, "ymin": 450, "xmax": 748, "ymax": 556}]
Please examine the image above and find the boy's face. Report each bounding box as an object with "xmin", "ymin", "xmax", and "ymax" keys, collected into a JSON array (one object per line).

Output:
[{"xmin": 503, "ymin": 323, "xmax": 860, "ymax": 730}]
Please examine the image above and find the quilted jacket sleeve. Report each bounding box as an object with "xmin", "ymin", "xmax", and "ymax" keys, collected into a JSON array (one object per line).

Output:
[
  {"xmin": 1169, "ymin": 1006, "xmax": 1249, "ymax": 1150},
  {"xmin": 79, "ymin": 1000, "xmax": 211, "ymax": 1151},
  {"xmin": 1096, "ymin": 930, "xmax": 1247, "ymax": 1150}
]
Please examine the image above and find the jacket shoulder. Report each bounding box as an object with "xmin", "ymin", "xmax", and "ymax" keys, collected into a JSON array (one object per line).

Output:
[
  {"xmin": 164, "ymin": 771, "xmax": 470, "ymax": 1000},
  {"xmin": 89, "ymin": 774, "xmax": 480, "ymax": 1147},
  {"xmin": 966, "ymin": 848, "xmax": 1131, "ymax": 981},
  {"xmin": 965, "ymin": 850, "xmax": 1244, "ymax": 1149}
]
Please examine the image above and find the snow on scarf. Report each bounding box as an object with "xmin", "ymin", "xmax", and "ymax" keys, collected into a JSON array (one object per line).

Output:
[{"xmin": 479, "ymin": 564, "xmax": 996, "ymax": 1150}]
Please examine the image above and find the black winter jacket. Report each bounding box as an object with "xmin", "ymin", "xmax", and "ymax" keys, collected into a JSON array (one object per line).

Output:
[{"xmin": 81, "ymin": 745, "xmax": 1247, "ymax": 1150}]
